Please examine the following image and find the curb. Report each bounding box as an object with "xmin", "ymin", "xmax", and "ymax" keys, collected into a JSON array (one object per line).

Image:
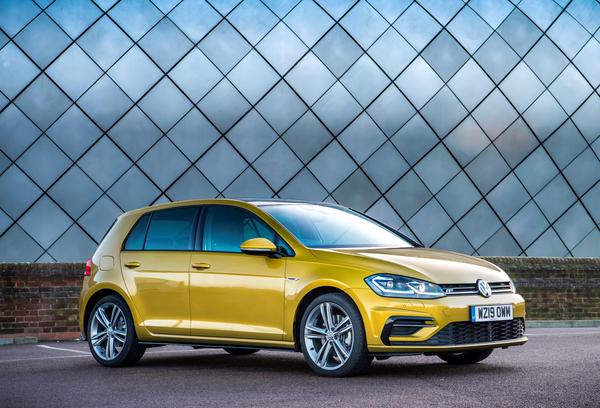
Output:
[
  {"xmin": 0, "ymin": 336, "xmax": 38, "ymax": 346},
  {"xmin": 527, "ymin": 320, "xmax": 600, "ymax": 328}
]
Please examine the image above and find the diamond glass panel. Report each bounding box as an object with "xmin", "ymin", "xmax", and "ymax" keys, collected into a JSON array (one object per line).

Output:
[
  {"xmin": 139, "ymin": 78, "xmax": 193, "ymax": 132},
  {"xmin": 228, "ymin": 0, "xmax": 278, "ymax": 45},
  {"xmin": 340, "ymin": 0, "xmax": 388, "ymax": 50},
  {"xmin": 227, "ymin": 109, "xmax": 277, "ymax": 162},
  {"xmin": 168, "ymin": 0, "xmax": 221, "ymax": 43},
  {"xmin": 286, "ymin": 52, "xmax": 335, "ymax": 106},
  {"xmin": 139, "ymin": 17, "xmax": 193, "ymax": 72},
  {"xmin": 108, "ymin": 0, "xmax": 162, "ymax": 42},
  {"xmin": 421, "ymin": 30, "xmax": 469, "ymax": 82},
  {"xmin": 257, "ymin": 22, "xmax": 307, "ymax": 75},
  {"xmin": 46, "ymin": 0, "xmax": 101, "ymax": 39},
  {"xmin": 284, "ymin": 0, "xmax": 334, "ymax": 47},
  {"xmin": 0, "ymin": 0, "xmax": 40, "ymax": 37},
  {"xmin": 47, "ymin": 44, "xmax": 102, "ymax": 100},
  {"xmin": 14, "ymin": 13, "xmax": 70, "ymax": 69},
  {"xmin": 474, "ymin": 33, "xmax": 519, "ymax": 84},
  {"xmin": 78, "ymin": 75, "xmax": 133, "ymax": 130},
  {"xmin": 313, "ymin": 25, "xmax": 362, "ymax": 77},
  {"xmin": 256, "ymin": 81, "xmax": 306, "ymax": 134},
  {"xmin": 338, "ymin": 113, "xmax": 386, "ymax": 164},
  {"xmin": 77, "ymin": 16, "xmax": 133, "ymax": 71},
  {"xmin": 16, "ymin": 135, "xmax": 71, "ymax": 189},
  {"xmin": 228, "ymin": 50, "xmax": 278, "ymax": 104},
  {"xmin": 109, "ymin": 107, "xmax": 162, "ymax": 161},
  {"xmin": 394, "ymin": 2, "xmax": 441, "ymax": 52},
  {"xmin": 14, "ymin": 74, "xmax": 71, "ymax": 131},
  {"xmin": 0, "ymin": 104, "xmax": 41, "ymax": 160}
]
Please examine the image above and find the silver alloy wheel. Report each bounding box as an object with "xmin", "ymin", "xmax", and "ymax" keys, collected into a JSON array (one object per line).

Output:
[
  {"xmin": 90, "ymin": 302, "xmax": 127, "ymax": 361},
  {"xmin": 304, "ymin": 302, "xmax": 354, "ymax": 370}
]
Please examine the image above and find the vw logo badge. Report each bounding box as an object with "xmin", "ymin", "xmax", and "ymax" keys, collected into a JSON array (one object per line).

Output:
[{"xmin": 476, "ymin": 279, "xmax": 492, "ymax": 298}]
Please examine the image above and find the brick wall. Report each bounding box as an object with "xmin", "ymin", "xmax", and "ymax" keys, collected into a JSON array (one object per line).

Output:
[
  {"xmin": 484, "ymin": 257, "xmax": 600, "ymax": 320},
  {"xmin": 0, "ymin": 258, "xmax": 599, "ymax": 341},
  {"xmin": 0, "ymin": 263, "xmax": 83, "ymax": 341}
]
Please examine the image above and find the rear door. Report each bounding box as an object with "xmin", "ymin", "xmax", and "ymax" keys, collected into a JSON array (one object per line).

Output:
[{"xmin": 120, "ymin": 207, "xmax": 200, "ymax": 336}]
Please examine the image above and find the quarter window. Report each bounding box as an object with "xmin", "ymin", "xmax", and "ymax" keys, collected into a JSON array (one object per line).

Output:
[
  {"xmin": 202, "ymin": 206, "xmax": 276, "ymax": 253},
  {"xmin": 123, "ymin": 213, "xmax": 150, "ymax": 251}
]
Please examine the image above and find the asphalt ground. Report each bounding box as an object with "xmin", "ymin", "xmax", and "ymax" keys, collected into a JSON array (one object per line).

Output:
[{"xmin": 1, "ymin": 328, "xmax": 599, "ymax": 408}]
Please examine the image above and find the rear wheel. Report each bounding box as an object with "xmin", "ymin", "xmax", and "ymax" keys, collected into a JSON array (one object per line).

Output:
[
  {"xmin": 299, "ymin": 293, "xmax": 372, "ymax": 377},
  {"xmin": 223, "ymin": 348, "xmax": 259, "ymax": 355},
  {"xmin": 437, "ymin": 349, "xmax": 493, "ymax": 365},
  {"xmin": 88, "ymin": 295, "xmax": 146, "ymax": 367}
]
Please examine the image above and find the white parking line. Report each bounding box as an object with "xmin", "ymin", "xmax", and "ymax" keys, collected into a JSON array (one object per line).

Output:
[
  {"xmin": 0, "ymin": 346, "xmax": 208, "ymax": 364},
  {"xmin": 0, "ymin": 354, "xmax": 91, "ymax": 363},
  {"xmin": 37, "ymin": 345, "xmax": 90, "ymax": 354}
]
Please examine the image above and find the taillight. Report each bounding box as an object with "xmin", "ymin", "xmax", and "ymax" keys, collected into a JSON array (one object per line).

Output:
[{"xmin": 84, "ymin": 258, "xmax": 92, "ymax": 276}]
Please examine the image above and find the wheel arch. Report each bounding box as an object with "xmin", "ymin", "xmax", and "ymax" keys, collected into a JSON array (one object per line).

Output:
[
  {"xmin": 292, "ymin": 286, "xmax": 361, "ymax": 351},
  {"xmin": 82, "ymin": 287, "xmax": 134, "ymax": 339}
]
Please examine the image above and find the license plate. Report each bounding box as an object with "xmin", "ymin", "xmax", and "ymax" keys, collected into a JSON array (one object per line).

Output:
[{"xmin": 470, "ymin": 304, "xmax": 513, "ymax": 322}]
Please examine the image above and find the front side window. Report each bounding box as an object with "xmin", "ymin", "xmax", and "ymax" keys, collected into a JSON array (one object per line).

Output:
[
  {"xmin": 202, "ymin": 206, "xmax": 276, "ymax": 253},
  {"xmin": 260, "ymin": 204, "xmax": 413, "ymax": 249},
  {"xmin": 124, "ymin": 207, "xmax": 199, "ymax": 251}
]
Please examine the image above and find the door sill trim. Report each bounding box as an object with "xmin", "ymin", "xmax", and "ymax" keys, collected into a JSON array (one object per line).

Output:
[{"xmin": 139, "ymin": 340, "xmax": 296, "ymax": 352}]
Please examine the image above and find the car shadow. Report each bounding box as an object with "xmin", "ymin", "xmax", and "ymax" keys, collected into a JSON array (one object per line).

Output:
[{"xmin": 130, "ymin": 349, "xmax": 519, "ymax": 378}]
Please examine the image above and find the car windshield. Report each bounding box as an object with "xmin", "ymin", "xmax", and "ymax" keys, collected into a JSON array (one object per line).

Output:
[{"xmin": 260, "ymin": 204, "xmax": 413, "ymax": 249}]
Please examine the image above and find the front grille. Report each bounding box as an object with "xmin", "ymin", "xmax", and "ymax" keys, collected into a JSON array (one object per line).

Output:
[
  {"xmin": 393, "ymin": 318, "xmax": 525, "ymax": 346},
  {"xmin": 440, "ymin": 281, "xmax": 513, "ymax": 296}
]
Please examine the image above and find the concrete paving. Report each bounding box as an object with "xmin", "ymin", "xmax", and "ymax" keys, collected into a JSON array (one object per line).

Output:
[{"xmin": 1, "ymin": 328, "xmax": 599, "ymax": 407}]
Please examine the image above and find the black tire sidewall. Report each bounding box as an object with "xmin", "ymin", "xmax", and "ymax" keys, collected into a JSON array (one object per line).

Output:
[
  {"xmin": 87, "ymin": 295, "xmax": 141, "ymax": 367},
  {"xmin": 299, "ymin": 293, "xmax": 371, "ymax": 377}
]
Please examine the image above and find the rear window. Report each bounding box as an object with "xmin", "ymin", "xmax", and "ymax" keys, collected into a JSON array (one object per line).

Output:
[{"xmin": 124, "ymin": 207, "xmax": 199, "ymax": 251}]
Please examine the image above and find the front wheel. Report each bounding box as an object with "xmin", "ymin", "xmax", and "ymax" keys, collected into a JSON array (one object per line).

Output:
[
  {"xmin": 88, "ymin": 295, "xmax": 146, "ymax": 367},
  {"xmin": 299, "ymin": 293, "xmax": 372, "ymax": 377},
  {"xmin": 437, "ymin": 349, "xmax": 493, "ymax": 365}
]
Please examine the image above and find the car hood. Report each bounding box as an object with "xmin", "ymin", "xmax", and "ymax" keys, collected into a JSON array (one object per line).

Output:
[{"xmin": 313, "ymin": 247, "xmax": 508, "ymax": 284}]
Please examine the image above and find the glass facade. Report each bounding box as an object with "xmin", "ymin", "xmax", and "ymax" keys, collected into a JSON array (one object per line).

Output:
[{"xmin": 0, "ymin": 0, "xmax": 599, "ymax": 261}]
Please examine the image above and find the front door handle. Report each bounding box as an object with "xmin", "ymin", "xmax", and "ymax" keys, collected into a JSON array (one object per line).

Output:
[
  {"xmin": 124, "ymin": 261, "xmax": 141, "ymax": 269},
  {"xmin": 191, "ymin": 262, "xmax": 211, "ymax": 270}
]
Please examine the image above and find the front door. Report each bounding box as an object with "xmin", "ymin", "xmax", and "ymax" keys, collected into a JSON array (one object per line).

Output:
[
  {"xmin": 189, "ymin": 205, "xmax": 285, "ymax": 341},
  {"xmin": 120, "ymin": 207, "xmax": 199, "ymax": 336}
]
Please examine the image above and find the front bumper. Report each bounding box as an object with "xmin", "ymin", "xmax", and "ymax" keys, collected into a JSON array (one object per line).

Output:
[{"xmin": 345, "ymin": 288, "xmax": 527, "ymax": 353}]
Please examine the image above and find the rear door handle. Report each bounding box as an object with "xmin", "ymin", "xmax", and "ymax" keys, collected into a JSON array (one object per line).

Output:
[
  {"xmin": 191, "ymin": 262, "xmax": 211, "ymax": 270},
  {"xmin": 124, "ymin": 261, "xmax": 141, "ymax": 269}
]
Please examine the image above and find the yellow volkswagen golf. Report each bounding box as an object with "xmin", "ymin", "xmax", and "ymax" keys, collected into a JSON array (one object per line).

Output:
[{"xmin": 79, "ymin": 199, "xmax": 526, "ymax": 376}]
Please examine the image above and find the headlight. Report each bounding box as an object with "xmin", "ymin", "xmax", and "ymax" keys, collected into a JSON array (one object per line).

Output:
[{"xmin": 365, "ymin": 274, "xmax": 445, "ymax": 299}]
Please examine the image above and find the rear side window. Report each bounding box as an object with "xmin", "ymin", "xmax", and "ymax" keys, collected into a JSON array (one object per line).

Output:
[
  {"xmin": 124, "ymin": 207, "xmax": 199, "ymax": 251},
  {"xmin": 124, "ymin": 214, "xmax": 150, "ymax": 250},
  {"xmin": 145, "ymin": 207, "xmax": 199, "ymax": 251}
]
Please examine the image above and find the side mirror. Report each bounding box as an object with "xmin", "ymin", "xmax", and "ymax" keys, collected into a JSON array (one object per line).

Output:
[{"xmin": 240, "ymin": 238, "xmax": 278, "ymax": 255}]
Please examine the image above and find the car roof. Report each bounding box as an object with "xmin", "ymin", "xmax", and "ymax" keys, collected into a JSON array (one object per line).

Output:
[{"xmin": 120, "ymin": 198, "xmax": 343, "ymax": 218}]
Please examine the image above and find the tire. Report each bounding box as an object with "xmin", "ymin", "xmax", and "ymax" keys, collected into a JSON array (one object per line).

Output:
[
  {"xmin": 223, "ymin": 348, "xmax": 259, "ymax": 355},
  {"xmin": 299, "ymin": 293, "xmax": 372, "ymax": 377},
  {"xmin": 437, "ymin": 349, "xmax": 493, "ymax": 365},
  {"xmin": 87, "ymin": 295, "xmax": 146, "ymax": 367}
]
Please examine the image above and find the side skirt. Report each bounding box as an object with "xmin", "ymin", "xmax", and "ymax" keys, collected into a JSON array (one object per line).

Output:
[{"xmin": 139, "ymin": 340, "xmax": 297, "ymax": 352}]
